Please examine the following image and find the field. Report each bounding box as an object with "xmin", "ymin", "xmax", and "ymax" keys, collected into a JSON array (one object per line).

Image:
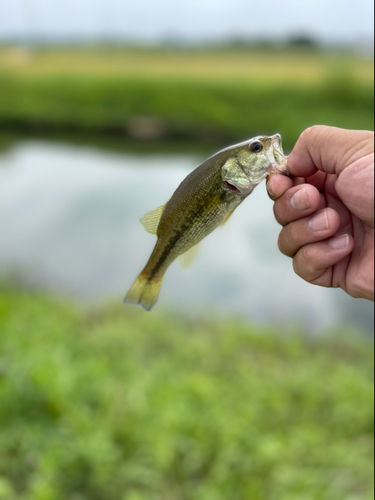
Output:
[
  {"xmin": 1, "ymin": 46, "xmax": 373, "ymax": 83},
  {"xmin": 0, "ymin": 287, "xmax": 373, "ymax": 500},
  {"xmin": 0, "ymin": 46, "xmax": 373, "ymax": 150},
  {"xmin": 0, "ymin": 47, "xmax": 374, "ymax": 499}
]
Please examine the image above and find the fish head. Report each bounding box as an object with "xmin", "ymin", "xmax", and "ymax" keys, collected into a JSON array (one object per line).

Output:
[{"xmin": 221, "ymin": 134, "xmax": 288, "ymax": 195}]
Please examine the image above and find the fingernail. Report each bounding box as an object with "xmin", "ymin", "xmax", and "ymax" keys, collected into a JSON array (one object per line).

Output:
[
  {"xmin": 267, "ymin": 183, "xmax": 276, "ymax": 200},
  {"xmin": 290, "ymin": 188, "xmax": 310, "ymax": 211},
  {"xmin": 328, "ymin": 234, "xmax": 349, "ymax": 250},
  {"xmin": 309, "ymin": 210, "xmax": 329, "ymax": 231}
]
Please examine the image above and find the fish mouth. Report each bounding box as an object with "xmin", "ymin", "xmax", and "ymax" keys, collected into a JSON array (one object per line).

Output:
[
  {"xmin": 224, "ymin": 180, "xmax": 242, "ymax": 194},
  {"xmin": 273, "ymin": 148, "xmax": 285, "ymax": 165},
  {"xmin": 269, "ymin": 134, "xmax": 287, "ymax": 167}
]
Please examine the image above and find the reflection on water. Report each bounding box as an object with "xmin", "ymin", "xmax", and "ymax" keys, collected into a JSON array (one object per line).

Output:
[{"xmin": 0, "ymin": 141, "xmax": 373, "ymax": 334}]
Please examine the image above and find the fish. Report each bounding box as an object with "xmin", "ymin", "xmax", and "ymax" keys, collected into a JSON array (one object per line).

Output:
[{"xmin": 124, "ymin": 134, "xmax": 288, "ymax": 310}]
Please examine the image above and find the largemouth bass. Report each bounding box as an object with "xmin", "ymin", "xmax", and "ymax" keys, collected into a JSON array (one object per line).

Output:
[{"xmin": 125, "ymin": 134, "xmax": 288, "ymax": 310}]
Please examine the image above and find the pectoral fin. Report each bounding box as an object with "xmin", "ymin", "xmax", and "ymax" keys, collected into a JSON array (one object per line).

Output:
[
  {"xmin": 140, "ymin": 205, "xmax": 166, "ymax": 234},
  {"xmin": 221, "ymin": 211, "xmax": 234, "ymax": 226}
]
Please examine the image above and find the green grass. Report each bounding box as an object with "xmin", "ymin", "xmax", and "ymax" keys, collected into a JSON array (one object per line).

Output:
[
  {"xmin": 0, "ymin": 47, "xmax": 373, "ymax": 150},
  {"xmin": 0, "ymin": 287, "xmax": 373, "ymax": 500}
]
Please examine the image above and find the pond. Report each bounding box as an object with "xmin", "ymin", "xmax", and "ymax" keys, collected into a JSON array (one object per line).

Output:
[{"xmin": 0, "ymin": 140, "xmax": 373, "ymax": 334}]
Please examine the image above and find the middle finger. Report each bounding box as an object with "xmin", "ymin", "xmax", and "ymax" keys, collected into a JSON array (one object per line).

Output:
[{"xmin": 273, "ymin": 184, "xmax": 324, "ymax": 226}]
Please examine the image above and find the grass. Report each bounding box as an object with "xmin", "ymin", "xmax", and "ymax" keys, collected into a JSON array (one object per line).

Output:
[
  {"xmin": 0, "ymin": 46, "xmax": 373, "ymax": 150},
  {"xmin": 0, "ymin": 47, "xmax": 373, "ymax": 497},
  {"xmin": 0, "ymin": 46, "xmax": 373, "ymax": 84},
  {"xmin": 0, "ymin": 287, "xmax": 373, "ymax": 499}
]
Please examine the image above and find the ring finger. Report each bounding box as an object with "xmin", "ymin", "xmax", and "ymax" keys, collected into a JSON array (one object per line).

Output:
[{"xmin": 278, "ymin": 208, "xmax": 341, "ymax": 257}]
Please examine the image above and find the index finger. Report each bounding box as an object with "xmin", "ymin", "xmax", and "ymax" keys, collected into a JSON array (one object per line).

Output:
[
  {"xmin": 287, "ymin": 126, "xmax": 374, "ymax": 178},
  {"xmin": 266, "ymin": 173, "xmax": 294, "ymax": 200}
]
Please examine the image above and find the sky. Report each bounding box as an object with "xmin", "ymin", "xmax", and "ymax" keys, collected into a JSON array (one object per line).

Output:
[{"xmin": 0, "ymin": 0, "xmax": 373, "ymax": 45}]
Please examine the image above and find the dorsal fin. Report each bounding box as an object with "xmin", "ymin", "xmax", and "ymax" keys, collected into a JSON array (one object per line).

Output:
[{"xmin": 140, "ymin": 205, "xmax": 166, "ymax": 235}]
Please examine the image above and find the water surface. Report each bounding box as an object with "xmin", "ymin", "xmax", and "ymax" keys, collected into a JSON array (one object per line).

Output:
[{"xmin": 0, "ymin": 141, "xmax": 373, "ymax": 334}]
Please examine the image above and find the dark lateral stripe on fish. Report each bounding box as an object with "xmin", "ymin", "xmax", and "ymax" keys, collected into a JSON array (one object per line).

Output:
[
  {"xmin": 149, "ymin": 225, "xmax": 188, "ymax": 279},
  {"xmin": 149, "ymin": 196, "xmax": 221, "ymax": 279}
]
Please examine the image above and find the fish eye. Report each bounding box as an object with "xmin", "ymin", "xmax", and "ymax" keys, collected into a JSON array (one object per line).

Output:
[{"xmin": 250, "ymin": 142, "xmax": 263, "ymax": 153}]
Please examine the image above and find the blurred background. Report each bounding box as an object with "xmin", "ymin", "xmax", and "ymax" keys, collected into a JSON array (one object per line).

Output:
[{"xmin": 0, "ymin": 1, "xmax": 374, "ymax": 499}]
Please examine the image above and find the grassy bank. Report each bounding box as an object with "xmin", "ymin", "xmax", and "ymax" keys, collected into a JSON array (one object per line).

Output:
[
  {"xmin": 0, "ymin": 47, "xmax": 373, "ymax": 150},
  {"xmin": 0, "ymin": 288, "xmax": 373, "ymax": 499}
]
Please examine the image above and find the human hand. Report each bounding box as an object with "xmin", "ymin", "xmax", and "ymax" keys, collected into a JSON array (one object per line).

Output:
[{"xmin": 267, "ymin": 126, "xmax": 374, "ymax": 301}]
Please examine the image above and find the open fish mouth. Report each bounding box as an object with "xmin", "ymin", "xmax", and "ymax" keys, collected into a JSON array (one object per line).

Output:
[
  {"xmin": 270, "ymin": 135, "xmax": 284, "ymax": 163},
  {"xmin": 223, "ymin": 179, "xmax": 254, "ymax": 195},
  {"xmin": 273, "ymin": 148, "xmax": 284, "ymax": 165},
  {"xmin": 268, "ymin": 135, "xmax": 287, "ymax": 170},
  {"xmin": 224, "ymin": 180, "xmax": 242, "ymax": 194}
]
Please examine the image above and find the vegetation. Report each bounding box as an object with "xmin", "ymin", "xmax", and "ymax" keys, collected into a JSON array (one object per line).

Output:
[
  {"xmin": 0, "ymin": 287, "xmax": 373, "ymax": 499},
  {"xmin": 0, "ymin": 47, "xmax": 374, "ymax": 498},
  {"xmin": 0, "ymin": 47, "xmax": 373, "ymax": 150}
]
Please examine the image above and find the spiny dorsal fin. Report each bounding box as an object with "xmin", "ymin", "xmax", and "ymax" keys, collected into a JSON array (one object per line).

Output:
[
  {"xmin": 179, "ymin": 244, "xmax": 199, "ymax": 269},
  {"xmin": 140, "ymin": 205, "xmax": 166, "ymax": 235}
]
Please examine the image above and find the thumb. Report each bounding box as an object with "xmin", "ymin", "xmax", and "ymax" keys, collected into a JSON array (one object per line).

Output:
[{"xmin": 287, "ymin": 126, "xmax": 374, "ymax": 178}]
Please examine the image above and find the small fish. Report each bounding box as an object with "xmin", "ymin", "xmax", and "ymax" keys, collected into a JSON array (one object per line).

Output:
[{"xmin": 125, "ymin": 134, "xmax": 288, "ymax": 310}]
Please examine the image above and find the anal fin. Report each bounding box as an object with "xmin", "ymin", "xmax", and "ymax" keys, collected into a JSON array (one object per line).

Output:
[{"xmin": 179, "ymin": 244, "xmax": 199, "ymax": 269}]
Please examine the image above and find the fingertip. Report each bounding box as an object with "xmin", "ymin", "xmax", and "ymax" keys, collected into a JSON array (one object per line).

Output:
[
  {"xmin": 293, "ymin": 233, "xmax": 354, "ymax": 284},
  {"xmin": 267, "ymin": 174, "xmax": 293, "ymax": 200},
  {"xmin": 288, "ymin": 184, "xmax": 321, "ymax": 213},
  {"xmin": 277, "ymin": 207, "xmax": 341, "ymax": 258},
  {"xmin": 325, "ymin": 207, "xmax": 341, "ymax": 232},
  {"xmin": 327, "ymin": 233, "xmax": 354, "ymax": 252},
  {"xmin": 273, "ymin": 183, "xmax": 322, "ymax": 226}
]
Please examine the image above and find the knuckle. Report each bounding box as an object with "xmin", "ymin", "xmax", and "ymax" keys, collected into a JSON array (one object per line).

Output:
[
  {"xmin": 349, "ymin": 269, "xmax": 374, "ymax": 299},
  {"xmin": 277, "ymin": 232, "xmax": 282, "ymax": 251},
  {"xmin": 277, "ymin": 232, "xmax": 288, "ymax": 255},
  {"xmin": 278, "ymin": 225, "xmax": 298, "ymax": 257},
  {"xmin": 300, "ymin": 125, "xmax": 329, "ymax": 143},
  {"xmin": 350, "ymin": 278, "xmax": 363, "ymax": 298},
  {"xmin": 273, "ymin": 200, "xmax": 283, "ymax": 224},
  {"xmin": 292, "ymin": 256, "xmax": 302, "ymax": 277},
  {"xmin": 273, "ymin": 195, "xmax": 291, "ymax": 226},
  {"xmin": 293, "ymin": 245, "xmax": 316, "ymax": 278},
  {"xmin": 299, "ymin": 245, "xmax": 314, "ymax": 269},
  {"xmin": 287, "ymin": 223, "xmax": 300, "ymax": 246}
]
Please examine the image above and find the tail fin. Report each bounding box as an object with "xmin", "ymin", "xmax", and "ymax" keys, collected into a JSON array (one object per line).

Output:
[{"xmin": 124, "ymin": 272, "xmax": 163, "ymax": 311}]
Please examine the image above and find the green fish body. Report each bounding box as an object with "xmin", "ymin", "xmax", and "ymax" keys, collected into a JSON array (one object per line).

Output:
[{"xmin": 125, "ymin": 134, "xmax": 287, "ymax": 310}]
